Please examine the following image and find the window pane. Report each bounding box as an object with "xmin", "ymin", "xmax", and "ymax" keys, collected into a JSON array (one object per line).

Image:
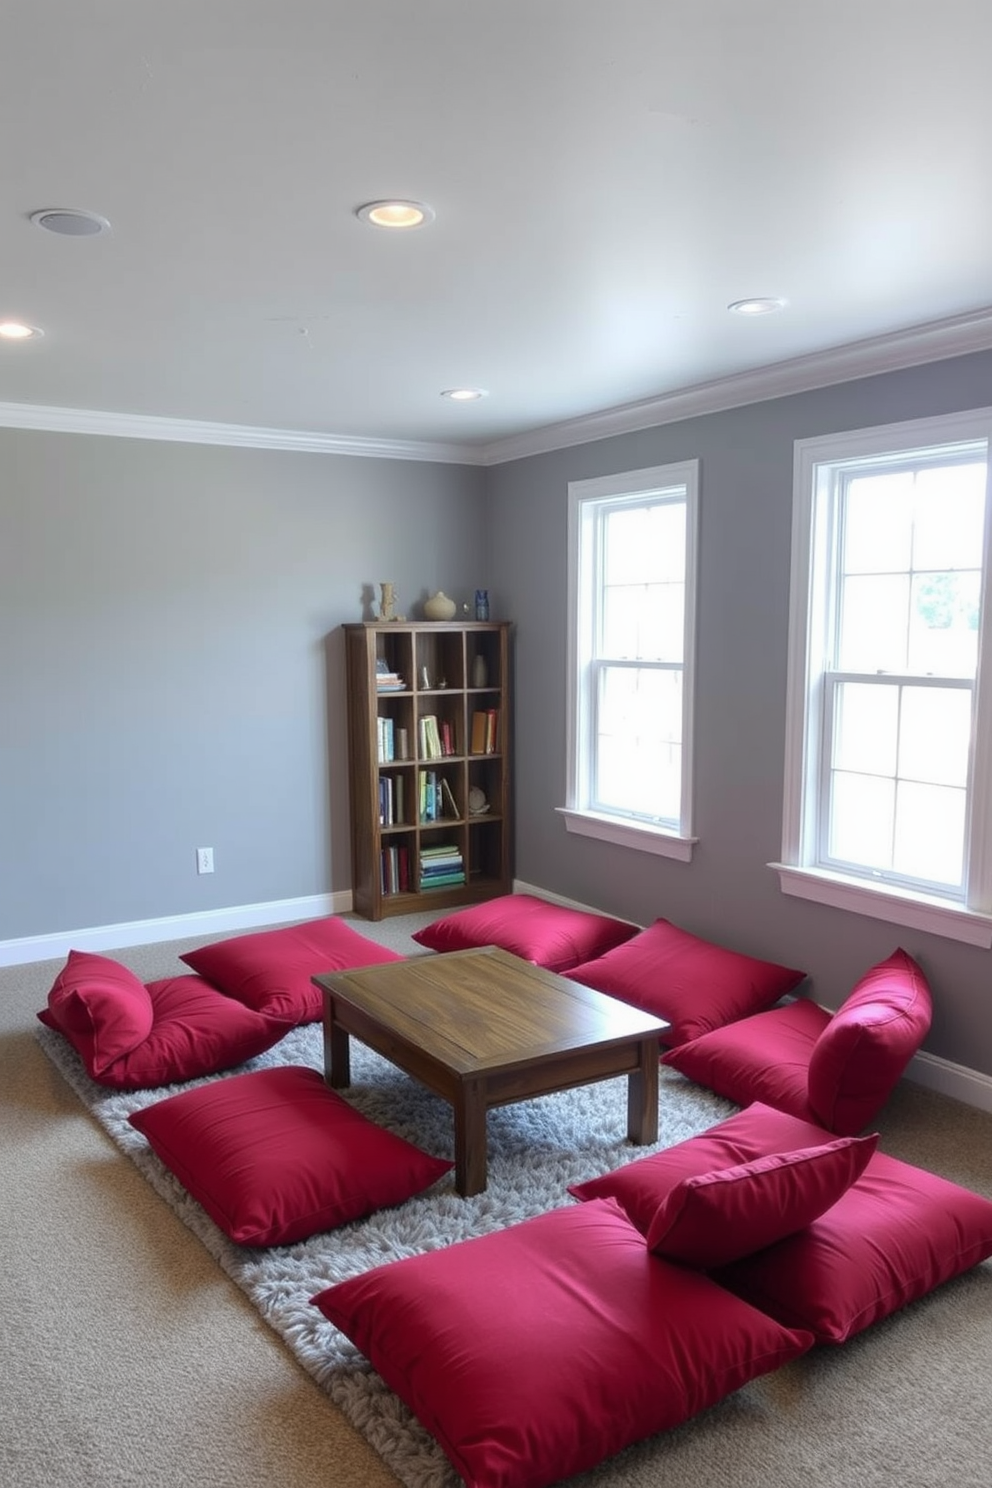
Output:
[
  {"xmin": 604, "ymin": 502, "xmax": 685, "ymax": 585},
  {"xmin": 602, "ymin": 581, "xmax": 684, "ymax": 661},
  {"xmin": 837, "ymin": 573, "xmax": 910, "ymax": 671},
  {"xmin": 893, "ymin": 781, "xmax": 965, "ymax": 886},
  {"xmin": 595, "ymin": 666, "xmax": 682, "ymax": 822},
  {"xmin": 898, "ymin": 686, "xmax": 972, "ymax": 788},
  {"xmin": 828, "ymin": 771, "xmax": 894, "ymax": 869},
  {"xmin": 832, "ymin": 682, "xmax": 898, "ymax": 777},
  {"xmin": 912, "ymin": 463, "xmax": 986, "ymax": 571},
  {"xmin": 908, "ymin": 570, "xmax": 980, "ymax": 677},
  {"xmin": 842, "ymin": 471, "xmax": 913, "ymax": 574}
]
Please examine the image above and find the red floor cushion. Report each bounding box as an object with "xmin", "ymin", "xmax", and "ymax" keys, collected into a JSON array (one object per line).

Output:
[
  {"xmin": 568, "ymin": 918, "xmax": 806, "ymax": 1046},
  {"xmin": 38, "ymin": 959, "xmax": 285, "ymax": 1090},
  {"xmin": 714, "ymin": 1149, "xmax": 992, "ymax": 1343},
  {"xmin": 312, "ymin": 1198, "xmax": 812, "ymax": 1488},
  {"xmin": 661, "ymin": 999, "xmax": 829, "ymax": 1121},
  {"xmin": 569, "ymin": 1100, "xmax": 841, "ymax": 1234},
  {"xmin": 645, "ymin": 1134, "xmax": 878, "ymax": 1267},
  {"xmin": 129, "ymin": 1065, "xmax": 453, "ymax": 1246},
  {"xmin": 180, "ymin": 915, "xmax": 404, "ymax": 1024},
  {"xmin": 40, "ymin": 949, "xmax": 155, "ymax": 1076},
  {"xmin": 806, "ymin": 948, "xmax": 932, "ymax": 1133},
  {"xmin": 411, "ymin": 893, "xmax": 638, "ymax": 973},
  {"xmin": 662, "ymin": 950, "xmax": 933, "ymax": 1135}
]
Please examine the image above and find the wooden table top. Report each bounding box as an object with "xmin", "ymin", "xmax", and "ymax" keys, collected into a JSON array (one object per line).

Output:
[{"xmin": 314, "ymin": 945, "xmax": 669, "ymax": 1076}]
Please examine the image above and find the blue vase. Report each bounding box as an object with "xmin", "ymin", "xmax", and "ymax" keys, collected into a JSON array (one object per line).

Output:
[{"xmin": 474, "ymin": 589, "xmax": 490, "ymax": 621}]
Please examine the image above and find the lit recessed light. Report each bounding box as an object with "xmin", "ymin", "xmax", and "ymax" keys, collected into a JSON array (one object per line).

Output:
[
  {"xmin": 30, "ymin": 207, "xmax": 111, "ymax": 237},
  {"xmin": 0, "ymin": 321, "xmax": 43, "ymax": 340},
  {"xmin": 441, "ymin": 388, "xmax": 487, "ymax": 402},
  {"xmin": 728, "ymin": 297, "xmax": 786, "ymax": 316},
  {"xmin": 356, "ymin": 200, "xmax": 435, "ymax": 229}
]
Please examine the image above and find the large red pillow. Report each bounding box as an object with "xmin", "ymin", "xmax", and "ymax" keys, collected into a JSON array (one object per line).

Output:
[
  {"xmin": 645, "ymin": 1134, "xmax": 878, "ymax": 1267},
  {"xmin": 312, "ymin": 1199, "xmax": 812, "ymax": 1488},
  {"xmin": 180, "ymin": 916, "xmax": 404, "ymax": 1024},
  {"xmin": 569, "ymin": 918, "xmax": 806, "ymax": 1046},
  {"xmin": 411, "ymin": 893, "xmax": 638, "ymax": 973},
  {"xmin": 41, "ymin": 950, "xmax": 154, "ymax": 1076},
  {"xmin": 39, "ymin": 973, "xmax": 286, "ymax": 1089},
  {"xmin": 715, "ymin": 1149, "xmax": 992, "ymax": 1343},
  {"xmin": 129, "ymin": 1066, "xmax": 453, "ymax": 1246},
  {"xmin": 569, "ymin": 1100, "xmax": 839, "ymax": 1235},
  {"xmin": 807, "ymin": 949, "xmax": 932, "ymax": 1133},
  {"xmin": 661, "ymin": 999, "xmax": 830, "ymax": 1121}
]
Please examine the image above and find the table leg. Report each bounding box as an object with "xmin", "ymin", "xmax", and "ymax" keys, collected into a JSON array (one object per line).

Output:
[
  {"xmin": 627, "ymin": 1037, "xmax": 659, "ymax": 1144},
  {"xmin": 323, "ymin": 1005, "xmax": 351, "ymax": 1090},
  {"xmin": 453, "ymin": 1080, "xmax": 488, "ymax": 1196}
]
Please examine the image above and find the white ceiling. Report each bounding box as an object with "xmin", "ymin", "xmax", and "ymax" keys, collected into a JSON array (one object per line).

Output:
[{"xmin": 5, "ymin": 1, "xmax": 992, "ymax": 463}]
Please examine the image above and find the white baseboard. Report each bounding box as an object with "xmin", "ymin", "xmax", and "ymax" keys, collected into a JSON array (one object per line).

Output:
[
  {"xmin": 0, "ymin": 891, "xmax": 352, "ymax": 968},
  {"xmin": 904, "ymin": 1050, "xmax": 992, "ymax": 1114}
]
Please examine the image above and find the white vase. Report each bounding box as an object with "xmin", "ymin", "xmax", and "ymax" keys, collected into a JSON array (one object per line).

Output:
[
  {"xmin": 472, "ymin": 653, "xmax": 488, "ymax": 688},
  {"xmin": 424, "ymin": 591, "xmax": 457, "ymax": 621}
]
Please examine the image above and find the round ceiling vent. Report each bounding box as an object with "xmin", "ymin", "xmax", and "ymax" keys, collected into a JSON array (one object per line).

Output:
[{"xmin": 30, "ymin": 208, "xmax": 111, "ymax": 237}]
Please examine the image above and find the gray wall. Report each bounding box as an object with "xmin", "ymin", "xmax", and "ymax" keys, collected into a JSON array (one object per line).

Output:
[
  {"xmin": 0, "ymin": 429, "xmax": 486, "ymax": 939},
  {"xmin": 487, "ymin": 348, "xmax": 992, "ymax": 1081}
]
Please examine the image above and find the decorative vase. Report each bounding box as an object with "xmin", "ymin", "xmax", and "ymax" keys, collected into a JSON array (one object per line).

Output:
[
  {"xmin": 424, "ymin": 591, "xmax": 457, "ymax": 621},
  {"xmin": 472, "ymin": 653, "xmax": 488, "ymax": 688}
]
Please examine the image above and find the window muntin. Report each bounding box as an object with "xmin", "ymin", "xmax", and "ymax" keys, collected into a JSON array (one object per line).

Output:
[
  {"xmin": 779, "ymin": 411, "xmax": 992, "ymax": 941},
  {"xmin": 564, "ymin": 462, "xmax": 698, "ymax": 857}
]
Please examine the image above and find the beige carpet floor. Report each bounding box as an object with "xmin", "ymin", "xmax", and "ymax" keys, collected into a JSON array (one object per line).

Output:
[{"xmin": 3, "ymin": 911, "xmax": 992, "ymax": 1488}]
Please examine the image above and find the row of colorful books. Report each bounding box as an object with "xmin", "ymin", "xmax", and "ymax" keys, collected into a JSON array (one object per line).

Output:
[
  {"xmin": 419, "ymin": 842, "xmax": 466, "ymax": 888},
  {"xmin": 470, "ymin": 708, "xmax": 499, "ymax": 754},
  {"xmin": 418, "ymin": 769, "xmax": 459, "ymax": 823},
  {"xmin": 380, "ymin": 844, "xmax": 410, "ymax": 896},
  {"xmin": 376, "ymin": 716, "xmax": 410, "ymax": 763},
  {"xmin": 378, "ymin": 773, "xmax": 406, "ymax": 827},
  {"xmin": 418, "ymin": 713, "xmax": 456, "ymax": 758}
]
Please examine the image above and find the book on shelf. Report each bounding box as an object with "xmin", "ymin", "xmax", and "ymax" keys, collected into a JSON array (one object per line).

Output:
[
  {"xmin": 418, "ymin": 714, "xmax": 443, "ymax": 760},
  {"xmin": 470, "ymin": 707, "xmax": 499, "ymax": 754},
  {"xmin": 379, "ymin": 844, "xmax": 410, "ymax": 895},
  {"xmin": 439, "ymin": 776, "xmax": 460, "ymax": 819},
  {"xmin": 377, "ymin": 715, "xmax": 395, "ymax": 763},
  {"xmin": 378, "ymin": 773, "xmax": 405, "ymax": 826},
  {"xmin": 375, "ymin": 658, "xmax": 406, "ymax": 691},
  {"xmin": 419, "ymin": 872, "xmax": 467, "ymax": 889}
]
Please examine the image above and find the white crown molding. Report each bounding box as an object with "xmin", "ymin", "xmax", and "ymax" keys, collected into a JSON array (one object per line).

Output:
[
  {"xmin": 477, "ymin": 306, "xmax": 992, "ymax": 464},
  {"xmin": 0, "ymin": 401, "xmax": 483, "ymax": 465},
  {"xmin": 3, "ymin": 307, "xmax": 992, "ymax": 466}
]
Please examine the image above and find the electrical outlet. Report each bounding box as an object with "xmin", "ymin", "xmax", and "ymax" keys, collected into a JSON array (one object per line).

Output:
[{"xmin": 196, "ymin": 847, "xmax": 214, "ymax": 875}]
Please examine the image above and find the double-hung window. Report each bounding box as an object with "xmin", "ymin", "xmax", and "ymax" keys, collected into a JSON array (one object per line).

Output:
[
  {"xmin": 777, "ymin": 410, "xmax": 992, "ymax": 945},
  {"xmin": 561, "ymin": 461, "xmax": 699, "ymax": 860}
]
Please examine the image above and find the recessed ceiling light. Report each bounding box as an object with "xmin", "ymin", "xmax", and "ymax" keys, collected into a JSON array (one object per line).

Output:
[
  {"xmin": 356, "ymin": 200, "xmax": 435, "ymax": 230},
  {"xmin": 0, "ymin": 321, "xmax": 43, "ymax": 340},
  {"xmin": 441, "ymin": 388, "xmax": 487, "ymax": 401},
  {"xmin": 30, "ymin": 207, "xmax": 111, "ymax": 237},
  {"xmin": 728, "ymin": 297, "xmax": 786, "ymax": 316}
]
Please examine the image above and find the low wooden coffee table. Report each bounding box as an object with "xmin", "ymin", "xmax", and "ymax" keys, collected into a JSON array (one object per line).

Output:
[{"xmin": 313, "ymin": 945, "xmax": 669, "ymax": 1196}]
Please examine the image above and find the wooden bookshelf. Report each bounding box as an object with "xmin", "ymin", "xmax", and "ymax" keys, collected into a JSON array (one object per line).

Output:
[{"xmin": 343, "ymin": 620, "xmax": 513, "ymax": 919}]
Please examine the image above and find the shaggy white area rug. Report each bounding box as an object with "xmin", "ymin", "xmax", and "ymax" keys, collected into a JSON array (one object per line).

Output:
[{"xmin": 35, "ymin": 1021, "xmax": 737, "ymax": 1488}]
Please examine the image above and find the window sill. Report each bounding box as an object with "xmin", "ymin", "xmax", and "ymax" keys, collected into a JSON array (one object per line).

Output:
[
  {"xmin": 557, "ymin": 808, "xmax": 696, "ymax": 862},
  {"xmin": 770, "ymin": 862, "xmax": 992, "ymax": 948}
]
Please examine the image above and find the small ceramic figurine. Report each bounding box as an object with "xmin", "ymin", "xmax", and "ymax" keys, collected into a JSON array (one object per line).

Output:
[{"xmin": 379, "ymin": 582, "xmax": 406, "ymax": 622}]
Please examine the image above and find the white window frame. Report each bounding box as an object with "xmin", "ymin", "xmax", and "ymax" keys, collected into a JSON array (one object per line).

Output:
[
  {"xmin": 774, "ymin": 408, "xmax": 992, "ymax": 947},
  {"xmin": 559, "ymin": 460, "xmax": 699, "ymax": 861}
]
